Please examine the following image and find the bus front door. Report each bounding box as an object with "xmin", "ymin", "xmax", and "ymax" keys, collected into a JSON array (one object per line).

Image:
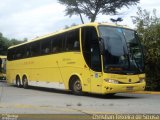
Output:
[{"xmin": 90, "ymin": 44, "xmax": 103, "ymax": 94}]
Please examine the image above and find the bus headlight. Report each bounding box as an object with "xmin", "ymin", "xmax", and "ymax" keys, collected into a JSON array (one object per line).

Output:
[
  {"xmin": 139, "ymin": 78, "xmax": 145, "ymax": 83},
  {"xmin": 104, "ymin": 79, "xmax": 119, "ymax": 84}
]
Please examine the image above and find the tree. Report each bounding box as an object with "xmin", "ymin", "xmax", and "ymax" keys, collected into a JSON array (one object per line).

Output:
[
  {"xmin": 58, "ymin": 0, "xmax": 139, "ymax": 23},
  {"xmin": 132, "ymin": 7, "xmax": 159, "ymax": 34},
  {"xmin": 0, "ymin": 32, "xmax": 27, "ymax": 55},
  {"xmin": 0, "ymin": 33, "xmax": 9, "ymax": 55},
  {"xmin": 132, "ymin": 7, "xmax": 160, "ymax": 91}
]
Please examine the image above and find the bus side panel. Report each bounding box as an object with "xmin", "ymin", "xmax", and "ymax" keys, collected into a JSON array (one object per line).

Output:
[
  {"xmin": 27, "ymin": 55, "xmax": 61, "ymax": 83},
  {"xmin": 58, "ymin": 52, "xmax": 91, "ymax": 92},
  {"xmin": 6, "ymin": 52, "xmax": 92, "ymax": 92},
  {"xmin": 6, "ymin": 61, "xmax": 16, "ymax": 85},
  {"xmin": 31, "ymin": 54, "xmax": 64, "ymax": 89},
  {"xmin": 7, "ymin": 54, "xmax": 64, "ymax": 88}
]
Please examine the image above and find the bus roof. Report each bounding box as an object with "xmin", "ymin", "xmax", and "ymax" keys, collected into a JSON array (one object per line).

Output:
[
  {"xmin": 8, "ymin": 22, "xmax": 131, "ymax": 49},
  {"xmin": 0, "ymin": 56, "xmax": 7, "ymax": 59}
]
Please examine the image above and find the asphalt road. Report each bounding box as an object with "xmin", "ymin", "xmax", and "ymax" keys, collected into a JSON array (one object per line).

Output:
[{"xmin": 0, "ymin": 81, "xmax": 160, "ymax": 114}]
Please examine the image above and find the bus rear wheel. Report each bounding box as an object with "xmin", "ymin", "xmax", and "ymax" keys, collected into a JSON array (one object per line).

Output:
[
  {"xmin": 22, "ymin": 76, "xmax": 28, "ymax": 89},
  {"xmin": 16, "ymin": 76, "xmax": 21, "ymax": 88},
  {"xmin": 71, "ymin": 77, "xmax": 82, "ymax": 95}
]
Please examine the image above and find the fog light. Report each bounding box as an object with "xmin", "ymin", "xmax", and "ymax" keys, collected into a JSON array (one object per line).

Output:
[
  {"xmin": 104, "ymin": 79, "xmax": 119, "ymax": 84},
  {"xmin": 139, "ymin": 78, "xmax": 145, "ymax": 83}
]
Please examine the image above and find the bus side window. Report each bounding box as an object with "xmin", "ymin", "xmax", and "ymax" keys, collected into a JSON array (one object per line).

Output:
[
  {"xmin": 82, "ymin": 27, "xmax": 91, "ymax": 68},
  {"xmin": 66, "ymin": 29, "xmax": 80, "ymax": 51},
  {"xmin": 24, "ymin": 45, "xmax": 31, "ymax": 58},
  {"xmin": 52, "ymin": 35, "xmax": 63, "ymax": 53},
  {"xmin": 52, "ymin": 46, "xmax": 59, "ymax": 53},
  {"xmin": 30, "ymin": 42, "xmax": 40, "ymax": 57},
  {"xmin": 15, "ymin": 47, "xmax": 21, "ymax": 60},
  {"xmin": 7, "ymin": 49, "xmax": 15, "ymax": 61},
  {"xmin": 41, "ymin": 39, "xmax": 51, "ymax": 55},
  {"xmin": 82, "ymin": 27, "xmax": 101, "ymax": 72},
  {"xmin": 74, "ymin": 40, "xmax": 80, "ymax": 50},
  {"xmin": 16, "ymin": 46, "xmax": 26, "ymax": 59}
]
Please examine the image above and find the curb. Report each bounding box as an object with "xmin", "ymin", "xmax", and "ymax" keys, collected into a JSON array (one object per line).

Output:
[{"xmin": 130, "ymin": 91, "xmax": 160, "ymax": 95}]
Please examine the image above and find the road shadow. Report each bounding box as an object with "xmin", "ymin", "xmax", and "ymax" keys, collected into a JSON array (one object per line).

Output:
[
  {"xmin": 84, "ymin": 93, "xmax": 143, "ymax": 99},
  {"xmin": 22, "ymin": 85, "xmax": 143, "ymax": 99},
  {"xmin": 28, "ymin": 86, "xmax": 72, "ymax": 95},
  {"xmin": 1, "ymin": 80, "xmax": 145, "ymax": 100}
]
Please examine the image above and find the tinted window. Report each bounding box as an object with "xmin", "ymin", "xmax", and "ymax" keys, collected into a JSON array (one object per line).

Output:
[
  {"xmin": 82, "ymin": 27, "xmax": 101, "ymax": 72},
  {"xmin": 8, "ymin": 46, "xmax": 26, "ymax": 60},
  {"xmin": 7, "ymin": 48, "xmax": 15, "ymax": 61},
  {"xmin": 23, "ymin": 44, "xmax": 31, "ymax": 58},
  {"xmin": 52, "ymin": 35, "xmax": 64, "ymax": 53},
  {"xmin": 30, "ymin": 42, "xmax": 40, "ymax": 57},
  {"xmin": 66, "ymin": 29, "xmax": 80, "ymax": 51},
  {"xmin": 41, "ymin": 39, "xmax": 51, "ymax": 55},
  {"xmin": 99, "ymin": 26, "xmax": 144, "ymax": 74},
  {"xmin": 15, "ymin": 46, "xmax": 25, "ymax": 59}
]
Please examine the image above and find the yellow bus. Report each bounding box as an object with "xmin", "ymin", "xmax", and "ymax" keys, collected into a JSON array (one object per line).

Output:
[
  {"xmin": 0, "ymin": 55, "xmax": 6, "ymax": 80},
  {"xmin": 6, "ymin": 23, "xmax": 145, "ymax": 95}
]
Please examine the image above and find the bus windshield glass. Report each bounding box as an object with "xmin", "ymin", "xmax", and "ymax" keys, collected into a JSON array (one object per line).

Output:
[{"xmin": 99, "ymin": 26, "xmax": 144, "ymax": 74}]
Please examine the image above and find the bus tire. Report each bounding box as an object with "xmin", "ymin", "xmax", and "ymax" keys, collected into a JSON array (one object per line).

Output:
[
  {"xmin": 22, "ymin": 76, "xmax": 28, "ymax": 89},
  {"xmin": 105, "ymin": 93, "xmax": 116, "ymax": 97},
  {"xmin": 70, "ymin": 76, "xmax": 82, "ymax": 95},
  {"xmin": 16, "ymin": 76, "xmax": 21, "ymax": 88}
]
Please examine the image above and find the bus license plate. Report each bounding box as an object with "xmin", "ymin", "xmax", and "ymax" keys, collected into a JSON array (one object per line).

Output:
[{"xmin": 126, "ymin": 86, "xmax": 134, "ymax": 90}]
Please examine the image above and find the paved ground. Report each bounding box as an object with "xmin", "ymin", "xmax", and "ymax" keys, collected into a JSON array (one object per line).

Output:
[{"xmin": 0, "ymin": 81, "xmax": 160, "ymax": 115}]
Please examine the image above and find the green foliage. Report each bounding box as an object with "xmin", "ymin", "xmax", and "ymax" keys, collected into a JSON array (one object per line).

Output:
[
  {"xmin": 58, "ymin": 0, "xmax": 139, "ymax": 23},
  {"xmin": 132, "ymin": 7, "xmax": 160, "ymax": 91},
  {"xmin": 0, "ymin": 33, "xmax": 27, "ymax": 55}
]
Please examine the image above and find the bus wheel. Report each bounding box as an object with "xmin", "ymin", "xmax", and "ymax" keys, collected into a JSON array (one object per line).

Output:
[
  {"xmin": 22, "ymin": 76, "xmax": 28, "ymax": 89},
  {"xmin": 16, "ymin": 76, "xmax": 21, "ymax": 88},
  {"xmin": 71, "ymin": 77, "xmax": 82, "ymax": 95},
  {"xmin": 105, "ymin": 93, "xmax": 116, "ymax": 97}
]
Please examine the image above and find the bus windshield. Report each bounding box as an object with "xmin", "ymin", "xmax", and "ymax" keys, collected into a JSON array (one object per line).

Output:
[{"xmin": 99, "ymin": 26, "xmax": 144, "ymax": 74}]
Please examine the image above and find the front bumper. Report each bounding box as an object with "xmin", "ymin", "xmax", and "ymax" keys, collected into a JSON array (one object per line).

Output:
[{"xmin": 102, "ymin": 82, "xmax": 146, "ymax": 94}]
